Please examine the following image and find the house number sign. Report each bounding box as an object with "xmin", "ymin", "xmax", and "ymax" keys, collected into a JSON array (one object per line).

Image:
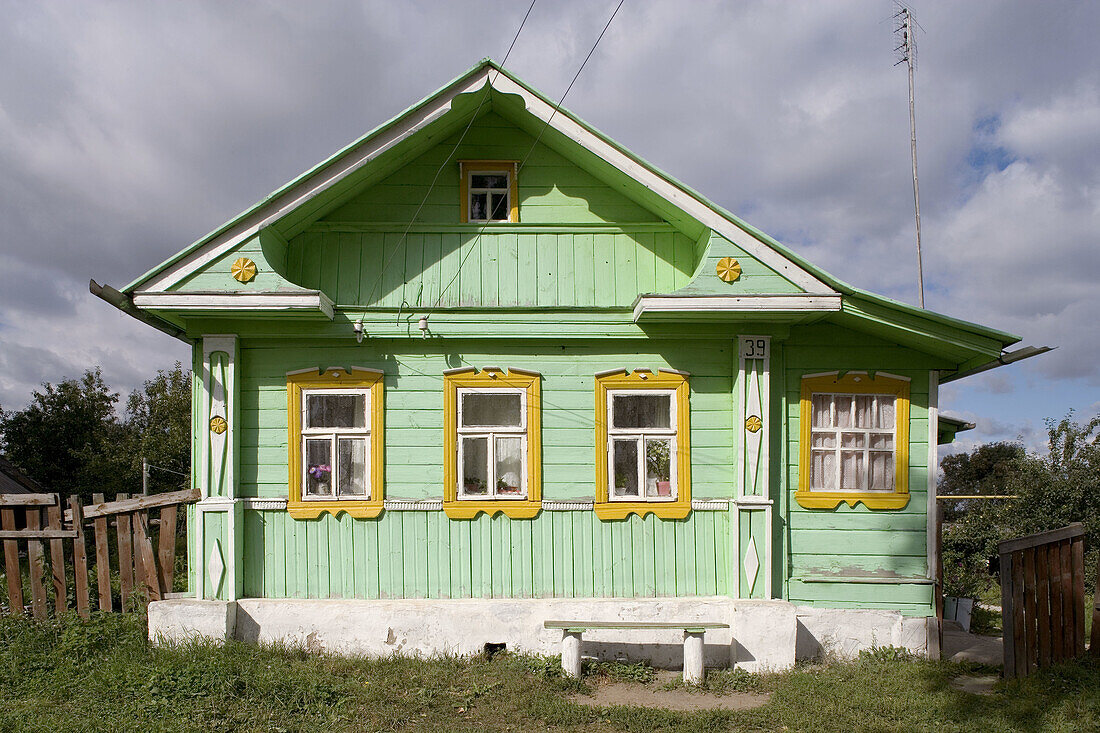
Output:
[{"xmin": 740, "ymin": 338, "xmax": 768, "ymax": 359}]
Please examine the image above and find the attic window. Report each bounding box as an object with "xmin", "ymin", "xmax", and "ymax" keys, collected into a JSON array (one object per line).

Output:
[{"xmin": 460, "ymin": 161, "xmax": 518, "ymax": 223}]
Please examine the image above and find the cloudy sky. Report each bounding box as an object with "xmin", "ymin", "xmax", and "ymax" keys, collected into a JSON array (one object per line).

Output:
[{"xmin": 1, "ymin": 0, "xmax": 1096, "ymax": 455}]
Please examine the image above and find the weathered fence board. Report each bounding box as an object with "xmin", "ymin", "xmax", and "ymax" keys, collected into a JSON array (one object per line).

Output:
[
  {"xmin": 999, "ymin": 523, "xmax": 1087, "ymax": 678},
  {"xmin": 2, "ymin": 490, "xmax": 195, "ymax": 619}
]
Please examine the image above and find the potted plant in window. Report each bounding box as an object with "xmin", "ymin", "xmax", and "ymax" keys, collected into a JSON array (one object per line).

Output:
[{"xmin": 647, "ymin": 442, "xmax": 672, "ymax": 496}]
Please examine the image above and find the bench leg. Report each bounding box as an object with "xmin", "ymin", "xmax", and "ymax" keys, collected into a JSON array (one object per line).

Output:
[
  {"xmin": 561, "ymin": 631, "xmax": 582, "ymax": 678},
  {"xmin": 683, "ymin": 631, "xmax": 705, "ymax": 684}
]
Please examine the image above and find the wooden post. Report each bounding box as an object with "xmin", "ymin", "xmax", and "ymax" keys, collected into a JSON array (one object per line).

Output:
[
  {"xmin": 115, "ymin": 494, "xmax": 134, "ymax": 610},
  {"xmin": 1, "ymin": 508, "xmax": 23, "ymax": 615},
  {"xmin": 92, "ymin": 493, "xmax": 112, "ymax": 612},
  {"xmin": 1035, "ymin": 543, "xmax": 1051, "ymax": 668},
  {"xmin": 1050, "ymin": 542, "xmax": 1065, "ymax": 663},
  {"xmin": 157, "ymin": 505, "xmax": 178, "ymax": 595},
  {"xmin": 26, "ymin": 507, "xmax": 48, "ymax": 620},
  {"xmin": 1011, "ymin": 549, "xmax": 1027, "ymax": 676},
  {"xmin": 69, "ymin": 497, "xmax": 90, "ymax": 620},
  {"xmin": 46, "ymin": 502, "xmax": 67, "ymax": 614},
  {"xmin": 1060, "ymin": 540, "xmax": 1073, "ymax": 659},
  {"xmin": 1071, "ymin": 537, "xmax": 1086, "ymax": 657},
  {"xmin": 999, "ymin": 552, "xmax": 1015, "ymax": 677},
  {"xmin": 133, "ymin": 511, "xmax": 161, "ymax": 601},
  {"xmin": 1091, "ymin": 552, "xmax": 1100, "ymax": 657}
]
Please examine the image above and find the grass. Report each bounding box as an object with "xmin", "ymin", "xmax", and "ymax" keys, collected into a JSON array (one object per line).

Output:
[{"xmin": 1, "ymin": 613, "xmax": 1099, "ymax": 732}]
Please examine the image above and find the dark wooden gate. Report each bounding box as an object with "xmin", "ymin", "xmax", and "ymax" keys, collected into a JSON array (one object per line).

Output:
[{"xmin": 999, "ymin": 523, "xmax": 1086, "ymax": 677}]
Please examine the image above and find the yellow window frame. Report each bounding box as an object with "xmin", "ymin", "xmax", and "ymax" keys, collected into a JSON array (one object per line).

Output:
[
  {"xmin": 459, "ymin": 160, "xmax": 519, "ymax": 223},
  {"xmin": 795, "ymin": 372, "xmax": 911, "ymax": 510},
  {"xmin": 443, "ymin": 367, "xmax": 541, "ymax": 519},
  {"xmin": 595, "ymin": 369, "xmax": 691, "ymax": 520},
  {"xmin": 287, "ymin": 367, "xmax": 384, "ymax": 519}
]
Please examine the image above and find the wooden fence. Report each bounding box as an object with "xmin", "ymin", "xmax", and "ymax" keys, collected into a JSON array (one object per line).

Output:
[
  {"xmin": 999, "ymin": 523, "xmax": 1087, "ymax": 678},
  {"xmin": 1, "ymin": 488, "xmax": 198, "ymax": 619}
]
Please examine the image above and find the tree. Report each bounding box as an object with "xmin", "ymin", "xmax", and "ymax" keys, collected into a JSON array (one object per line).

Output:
[
  {"xmin": 0, "ymin": 368, "xmax": 130, "ymax": 499},
  {"xmin": 124, "ymin": 362, "xmax": 192, "ymax": 493}
]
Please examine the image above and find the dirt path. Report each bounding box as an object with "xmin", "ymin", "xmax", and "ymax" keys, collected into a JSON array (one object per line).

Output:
[{"xmin": 571, "ymin": 680, "xmax": 768, "ymax": 712}]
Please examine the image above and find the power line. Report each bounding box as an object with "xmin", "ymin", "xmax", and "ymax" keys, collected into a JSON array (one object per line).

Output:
[{"xmin": 425, "ymin": 0, "xmax": 626, "ymax": 319}]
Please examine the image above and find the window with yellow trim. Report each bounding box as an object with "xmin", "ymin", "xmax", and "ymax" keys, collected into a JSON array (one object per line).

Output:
[
  {"xmin": 459, "ymin": 161, "xmax": 518, "ymax": 223},
  {"xmin": 795, "ymin": 372, "xmax": 910, "ymax": 510},
  {"xmin": 595, "ymin": 370, "xmax": 691, "ymax": 520},
  {"xmin": 286, "ymin": 368, "xmax": 384, "ymax": 519},
  {"xmin": 443, "ymin": 367, "xmax": 540, "ymax": 518}
]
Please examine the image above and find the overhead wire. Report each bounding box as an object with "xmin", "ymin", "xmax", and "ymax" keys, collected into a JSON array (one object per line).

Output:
[{"xmin": 424, "ymin": 0, "xmax": 626, "ymax": 321}]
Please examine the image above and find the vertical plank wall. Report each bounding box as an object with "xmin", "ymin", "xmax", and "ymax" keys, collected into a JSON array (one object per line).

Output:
[
  {"xmin": 783, "ymin": 324, "xmax": 936, "ymax": 616},
  {"xmin": 238, "ymin": 336, "xmax": 737, "ymax": 600}
]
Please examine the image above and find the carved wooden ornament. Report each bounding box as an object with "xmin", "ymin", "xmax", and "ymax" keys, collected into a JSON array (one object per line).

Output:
[
  {"xmin": 745, "ymin": 415, "xmax": 762, "ymax": 433},
  {"xmin": 716, "ymin": 257, "xmax": 742, "ymax": 283},
  {"xmin": 231, "ymin": 257, "xmax": 257, "ymax": 283},
  {"xmin": 209, "ymin": 416, "xmax": 228, "ymax": 434}
]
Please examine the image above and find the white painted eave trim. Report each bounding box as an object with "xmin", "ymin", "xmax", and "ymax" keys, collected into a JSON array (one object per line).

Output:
[
  {"xmin": 632, "ymin": 295, "xmax": 843, "ymax": 321},
  {"xmin": 133, "ymin": 292, "xmax": 335, "ymax": 319}
]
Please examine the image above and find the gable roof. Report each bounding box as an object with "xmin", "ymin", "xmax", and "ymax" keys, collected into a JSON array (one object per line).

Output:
[
  {"xmin": 110, "ymin": 59, "xmax": 1027, "ymax": 377},
  {"xmin": 0, "ymin": 456, "xmax": 46, "ymax": 495}
]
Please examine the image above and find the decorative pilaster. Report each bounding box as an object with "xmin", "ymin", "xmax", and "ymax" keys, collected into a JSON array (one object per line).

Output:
[
  {"xmin": 195, "ymin": 336, "xmax": 242, "ymax": 601},
  {"xmin": 735, "ymin": 336, "xmax": 773, "ymax": 599}
]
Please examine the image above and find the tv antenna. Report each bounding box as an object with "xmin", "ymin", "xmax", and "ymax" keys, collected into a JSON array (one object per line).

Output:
[{"xmin": 895, "ymin": 6, "xmax": 924, "ymax": 307}]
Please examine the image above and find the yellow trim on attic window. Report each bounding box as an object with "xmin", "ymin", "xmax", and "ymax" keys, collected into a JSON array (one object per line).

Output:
[
  {"xmin": 795, "ymin": 372, "xmax": 910, "ymax": 510},
  {"xmin": 286, "ymin": 367, "xmax": 384, "ymax": 519},
  {"xmin": 594, "ymin": 369, "xmax": 691, "ymax": 520},
  {"xmin": 459, "ymin": 161, "xmax": 519, "ymax": 223},
  {"xmin": 443, "ymin": 367, "xmax": 541, "ymax": 519}
]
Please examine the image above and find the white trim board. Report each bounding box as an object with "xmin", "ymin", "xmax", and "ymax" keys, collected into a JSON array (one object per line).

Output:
[
  {"xmin": 134, "ymin": 292, "xmax": 335, "ymax": 319},
  {"xmin": 634, "ymin": 295, "xmax": 842, "ymax": 321}
]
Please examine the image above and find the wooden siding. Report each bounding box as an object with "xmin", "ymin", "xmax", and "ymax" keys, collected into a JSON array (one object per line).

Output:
[
  {"xmin": 284, "ymin": 228, "xmax": 695, "ymax": 308},
  {"xmin": 241, "ymin": 508, "xmax": 730, "ymax": 599},
  {"xmin": 781, "ymin": 324, "xmax": 933, "ymax": 615},
  {"xmin": 237, "ymin": 338, "xmax": 737, "ymax": 502}
]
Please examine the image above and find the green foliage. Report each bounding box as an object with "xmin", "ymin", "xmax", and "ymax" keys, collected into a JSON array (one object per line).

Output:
[
  {"xmin": 0, "ymin": 363, "xmax": 191, "ymax": 500},
  {"xmin": 583, "ymin": 658, "xmax": 657, "ymax": 683},
  {"xmin": 940, "ymin": 412, "xmax": 1100, "ymax": 596},
  {"xmin": 858, "ymin": 644, "xmax": 916, "ymax": 663}
]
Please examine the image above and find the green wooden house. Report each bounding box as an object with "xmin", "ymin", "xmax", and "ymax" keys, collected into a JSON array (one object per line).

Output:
[{"xmin": 100, "ymin": 60, "xmax": 1030, "ymax": 668}]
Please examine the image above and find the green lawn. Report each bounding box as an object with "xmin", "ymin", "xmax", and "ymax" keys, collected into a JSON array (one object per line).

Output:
[{"xmin": 0, "ymin": 613, "xmax": 1098, "ymax": 732}]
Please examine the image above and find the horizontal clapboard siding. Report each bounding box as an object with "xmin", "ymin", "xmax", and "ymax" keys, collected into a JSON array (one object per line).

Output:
[
  {"xmin": 782, "ymin": 324, "xmax": 932, "ymax": 614},
  {"xmin": 241, "ymin": 508, "xmax": 730, "ymax": 600}
]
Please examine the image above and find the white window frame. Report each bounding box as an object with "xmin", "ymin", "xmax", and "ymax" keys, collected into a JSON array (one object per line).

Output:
[
  {"xmin": 300, "ymin": 387, "xmax": 372, "ymax": 500},
  {"xmin": 809, "ymin": 392, "xmax": 897, "ymax": 493},
  {"xmin": 467, "ymin": 168, "xmax": 511, "ymax": 223},
  {"xmin": 606, "ymin": 388, "xmax": 678, "ymax": 502},
  {"xmin": 456, "ymin": 387, "xmax": 528, "ymax": 500}
]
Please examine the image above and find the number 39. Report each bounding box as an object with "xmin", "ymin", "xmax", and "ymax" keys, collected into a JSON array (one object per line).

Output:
[{"xmin": 742, "ymin": 338, "xmax": 768, "ymax": 359}]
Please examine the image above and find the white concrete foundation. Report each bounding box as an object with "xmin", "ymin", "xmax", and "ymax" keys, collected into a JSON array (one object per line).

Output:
[
  {"xmin": 147, "ymin": 597, "xmax": 931, "ymax": 669},
  {"xmin": 795, "ymin": 606, "xmax": 934, "ymax": 660},
  {"xmin": 148, "ymin": 599, "xmax": 236, "ymax": 644},
  {"xmin": 682, "ymin": 631, "xmax": 705, "ymax": 683},
  {"xmin": 561, "ymin": 631, "xmax": 582, "ymax": 677}
]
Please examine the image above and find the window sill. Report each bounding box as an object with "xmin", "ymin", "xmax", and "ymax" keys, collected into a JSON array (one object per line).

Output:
[
  {"xmin": 594, "ymin": 498, "xmax": 691, "ymax": 520},
  {"xmin": 287, "ymin": 500, "xmax": 383, "ymax": 519},
  {"xmin": 793, "ymin": 491, "xmax": 910, "ymax": 510},
  {"xmin": 443, "ymin": 498, "xmax": 541, "ymax": 519}
]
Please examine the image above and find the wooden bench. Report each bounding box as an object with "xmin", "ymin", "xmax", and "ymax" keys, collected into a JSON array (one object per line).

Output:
[{"xmin": 543, "ymin": 620, "xmax": 730, "ymax": 683}]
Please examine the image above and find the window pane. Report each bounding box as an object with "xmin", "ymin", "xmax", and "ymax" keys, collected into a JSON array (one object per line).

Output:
[
  {"xmin": 307, "ymin": 394, "xmax": 365, "ymax": 429},
  {"xmin": 835, "ymin": 396, "xmax": 853, "ymax": 428},
  {"xmin": 810, "ymin": 449, "xmax": 835, "ymax": 490},
  {"xmin": 304, "ymin": 438, "xmax": 333, "ymax": 497},
  {"xmin": 810, "ymin": 432, "xmax": 836, "ymax": 449},
  {"xmin": 461, "ymin": 393, "xmax": 522, "ymax": 427},
  {"xmin": 875, "ymin": 397, "xmax": 896, "ymax": 429},
  {"xmin": 612, "ymin": 439, "xmax": 639, "ymax": 497},
  {"xmin": 611, "ymin": 394, "xmax": 671, "ymax": 429},
  {"xmin": 870, "ymin": 433, "xmax": 894, "ymax": 450},
  {"xmin": 869, "ymin": 451, "xmax": 894, "ymax": 490},
  {"xmin": 461, "ymin": 437, "xmax": 488, "ymax": 495},
  {"xmin": 495, "ymin": 436, "xmax": 523, "ymax": 495},
  {"xmin": 840, "ymin": 450, "xmax": 865, "ymax": 490},
  {"xmin": 645, "ymin": 438, "xmax": 672, "ymax": 497},
  {"xmin": 811, "ymin": 394, "xmax": 832, "ymax": 428},
  {"xmin": 337, "ymin": 438, "xmax": 368, "ymax": 496},
  {"xmin": 489, "ymin": 192, "xmax": 509, "ymax": 220},
  {"xmin": 470, "ymin": 192, "xmax": 487, "ymax": 220},
  {"xmin": 841, "ymin": 432, "xmax": 865, "ymax": 449},
  {"xmin": 854, "ymin": 396, "xmax": 874, "ymax": 428},
  {"xmin": 471, "ymin": 174, "xmax": 508, "ymax": 189}
]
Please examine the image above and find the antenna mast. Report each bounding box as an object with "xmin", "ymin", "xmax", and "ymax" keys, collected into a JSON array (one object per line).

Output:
[{"xmin": 895, "ymin": 6, "xmax": 924, "ymax": 307}]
